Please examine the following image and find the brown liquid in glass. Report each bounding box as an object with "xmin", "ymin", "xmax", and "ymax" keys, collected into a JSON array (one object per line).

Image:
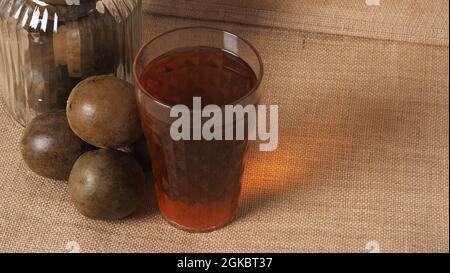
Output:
[{"xmin": 139, "ymin": 46, "xmax": 257, "ymax": 231}]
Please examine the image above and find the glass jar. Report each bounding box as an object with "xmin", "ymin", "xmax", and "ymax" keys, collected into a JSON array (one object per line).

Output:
[{"xmin": 0, "ymin": 0, "xmax": 142, "ymax": 125}]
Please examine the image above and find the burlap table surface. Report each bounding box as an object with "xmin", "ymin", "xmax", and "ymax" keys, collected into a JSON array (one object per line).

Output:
[
  {"xmin": 0, "ymin": 7, "xmax": 448, "ymax": 252},
  {"xmin": 143, "ymin": 0, "xmax": 449, "ymax": 47}
]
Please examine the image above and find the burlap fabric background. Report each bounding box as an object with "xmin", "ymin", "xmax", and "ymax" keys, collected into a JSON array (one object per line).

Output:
[{"xmin": 0, "ymin": 1, "xmax": 448, "ymax": 252}]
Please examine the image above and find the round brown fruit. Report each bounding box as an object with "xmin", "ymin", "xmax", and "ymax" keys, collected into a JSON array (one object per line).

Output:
[
  {"xmin": 68, "ymin": 149, "xmax": 145, "ymax": 220},
  {"xmin": 66, "ymin": 75, "xmax": 142, "ymax": 149},
  {"xmin": 21, "ymin": 110, "xmax": 90, "ymax": 180}
]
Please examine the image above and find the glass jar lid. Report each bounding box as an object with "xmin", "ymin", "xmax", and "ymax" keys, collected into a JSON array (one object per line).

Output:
[{"xmin": 1, "ymin": 0, "xmax": 98, "ymax": 33}]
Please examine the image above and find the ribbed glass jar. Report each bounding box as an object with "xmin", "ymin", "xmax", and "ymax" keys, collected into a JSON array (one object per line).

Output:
[{"xmin": 0, "ymin": 0, "xmax": 142, "ymax": 125}]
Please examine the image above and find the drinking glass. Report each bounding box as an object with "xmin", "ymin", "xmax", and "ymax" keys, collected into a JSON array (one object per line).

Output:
[{"xmin": 133, "ymin": 27, "xmax": 263, "ymax": 232}]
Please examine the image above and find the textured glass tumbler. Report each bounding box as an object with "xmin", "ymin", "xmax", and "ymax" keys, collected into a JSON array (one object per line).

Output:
[{"xmin": 133, "ymin": 27, "xmax": 263, "ymax": 232}]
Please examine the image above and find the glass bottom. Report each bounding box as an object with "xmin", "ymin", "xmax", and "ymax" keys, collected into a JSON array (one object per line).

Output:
[
  {"xmin": 156, "ymin": 185, "xmax": 239, "ymax": 233},
  {"xmin": 160, "ymin": 211, "xmax": 236, "ymax": 233},
  {"xmin": 1, "ymin": 96, "xmax": 26, "ymax": 127}
]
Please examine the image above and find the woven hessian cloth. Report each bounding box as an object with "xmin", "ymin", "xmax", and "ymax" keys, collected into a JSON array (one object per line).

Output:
[
  {"xmin": 0, "ymin": 1, "xmax": 448, "ymax": 252},
  {"xmin": 143, "ymin": 0, "xmax": 449, "ymax": 47}
]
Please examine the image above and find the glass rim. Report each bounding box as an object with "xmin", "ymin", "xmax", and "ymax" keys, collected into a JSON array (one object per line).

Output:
[{"xmin": 132, "ymin": 26, "xmax": 264, "ymax": 110}]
